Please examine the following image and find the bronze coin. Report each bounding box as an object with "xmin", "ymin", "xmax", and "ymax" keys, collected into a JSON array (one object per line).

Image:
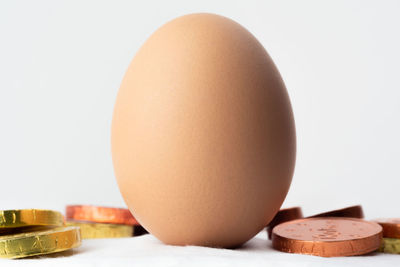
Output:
[
  {"xmin": 308, "ymin": 205, "xmax": 364, "ymax": 219},
  {"xmin": 373, "ymin": 218, "xmax": 400, "ymax": 238},
  {"xmin": 272, "ymin": 217, "xmax": 382, "ymax": 257},
  {"xmin": 66, "ymin": 205, "xmax": 139, "ymax": 225},
  {"xmin": 266, "ymin": 207, "xmax": 303, "ymax": 239}
]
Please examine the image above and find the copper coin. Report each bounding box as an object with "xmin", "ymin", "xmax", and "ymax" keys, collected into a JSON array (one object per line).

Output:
[
  {"xmin": 266, "ymin": 207, "xmax": 303, "ymax": 239},
  {"xmin": 272, "ymin": 217, "xmax": 382, "ymax": 257},
  {"xmin": 373, "ymin": 218, "xmax": 400, "ymax": 238},
  {"xmin": 66, "ymin": 205, "xmax": 139, "ymax": 225},
  {"xmin": 308, "ymin": 205, "xmax": 364, "ymax": 219}
]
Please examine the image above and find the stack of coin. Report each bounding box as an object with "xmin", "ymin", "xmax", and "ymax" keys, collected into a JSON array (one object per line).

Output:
[
  {"xmin": 374, "ymin": 218, "xmax": 400, "ymax": 254},
  {"xmin": 65, "ymin": 205, "xmax": 147, "ymax": 239},
  {"xmin": 269, "ymin": 205, "xmax": 386, "ymax": 257},
  {"xmin": 0, "ymin": 209, "xmax": 81, "ymax": 259}
]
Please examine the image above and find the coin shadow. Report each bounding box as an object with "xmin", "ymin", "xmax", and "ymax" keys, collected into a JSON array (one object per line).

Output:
[
  {"xmin": 357, "ymin": 250, "xmax": 380, "ymax": 257},
  {"xmin": 236, "ymin": 237, "xmax": 274, "ymax": 252}
]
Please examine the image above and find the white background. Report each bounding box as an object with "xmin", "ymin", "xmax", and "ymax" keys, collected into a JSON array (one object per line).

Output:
[{"xmin": 1, "ymin": 0, "xmax": 400, "ymax": 220}]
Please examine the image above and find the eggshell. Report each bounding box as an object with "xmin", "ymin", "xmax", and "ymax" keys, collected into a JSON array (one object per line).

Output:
[{"xmin": 112, "ymin": 13, "xmax": 296, "ymax": 248}]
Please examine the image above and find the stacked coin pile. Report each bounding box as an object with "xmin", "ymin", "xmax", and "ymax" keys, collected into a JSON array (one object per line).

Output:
[
  {"xmin": 269, "ymin": 205, "xmax": 387, "ymax": 257},
  {"xmin": 0, "ymin": 209, "xmax": 81, "ymax": 259},
  {"xmin": 374, "ymin": 218, "xmax": 400, "ymax": 254},
  {"xmin": 65, "ymin": 205, "xmax": 147, "ymax": 239}
]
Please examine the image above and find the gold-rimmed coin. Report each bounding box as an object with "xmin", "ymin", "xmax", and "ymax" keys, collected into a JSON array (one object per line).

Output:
[
  {"xmin": 0, "ymin": 226, "xmax": 81, "ymax": 259},
  {"xmin": 0, "ymin": 226, "xmax": 60, "ymax": 236},
  {"xmin": 380, "ymin": 238, "xmax": 400, "ymax": 254},
  {"xmin": 66, "ymin": 221, "xmax": 133, "ymax": 239},
  {"xmin": 0, "ymin": 209, "xmax": 64, "ymax": 229}
]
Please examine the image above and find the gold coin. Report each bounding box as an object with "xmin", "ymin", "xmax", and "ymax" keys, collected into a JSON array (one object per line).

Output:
[
  {"xmin": 379, "ymin": 238, "xmax": 400, "ymax": 254},
  {"xmin": 0, "ymin": 209, "xmax": 64, "ymax": 228},
  {"xmin": 0, "ymin": 226, "xmax": 59, "ymax": 236},
  {"xmin": 66, "ymin": 221, "xmax": 133, "ymax": 239},
  {"xmin": 0, "ymin": 226, "xmax": 81, "ymax": 259}
]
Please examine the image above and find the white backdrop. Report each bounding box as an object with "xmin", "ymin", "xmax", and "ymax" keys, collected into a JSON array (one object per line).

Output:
[{"xmin": 1, "ymin": 0, "xmax": 399, "ymax": 219}]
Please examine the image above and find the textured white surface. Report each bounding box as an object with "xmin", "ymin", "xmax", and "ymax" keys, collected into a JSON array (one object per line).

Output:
[
  {"xmin": 1, "ymin": 0, "xmax": 400, "ymax": 219},
  {"xmin": 1, "ymin": 231, "xmax": 398, "ymax": 266}
]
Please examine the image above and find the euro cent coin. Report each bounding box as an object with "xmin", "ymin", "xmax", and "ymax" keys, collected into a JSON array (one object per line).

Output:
[
  {"xmin": 266, "ymin": 207, "xmax": 303, "ymax": 239},
  {"xmin": 66, "ymin": 205, "xmax": 138, "ymax": 225},
  {"xmin": 308, "ymin": 205, "xmax": 364, "ymax": 219},
  {"xmin": 373, "ymin": 218, "xmax": 400, "ymax": 238},
  {"xmin": 272, "ymin": 217, "xmax": 382, "ymax": 257}
]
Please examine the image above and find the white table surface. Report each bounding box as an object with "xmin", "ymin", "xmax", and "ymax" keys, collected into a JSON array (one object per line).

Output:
[{"xmin": 2, "ymin": 230, "xmax": 399, "ymax": 267}]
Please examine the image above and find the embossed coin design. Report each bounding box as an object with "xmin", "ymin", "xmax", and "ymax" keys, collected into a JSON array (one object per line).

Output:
[
  {"xmin": 308, "ymin": 205, "xmax": 364, "ymax": 219},
  {"xmin": 272, "ymin": 217, "xmax": 382, "ymax": 257},
  {"xmin": 66, "ymin": 205, "xmax": 138, "ymax": 225},
  {"xmin": 266, "ymin": 207, "xmax": 303, "ymax": 239},
  {"xmin": 373, "ymin": 218, "xmax": 400, "ymax": 238},
  {"xmin": 0, "ymin": 226, "xmax": 81, "ymax": 259},
  {"xmin": 0, "ymin": 209, "xmax": 64, "ymax": 229},
  {"xmin": 66, "ymin": 221, "xmax": 133, "ymax": 239}
]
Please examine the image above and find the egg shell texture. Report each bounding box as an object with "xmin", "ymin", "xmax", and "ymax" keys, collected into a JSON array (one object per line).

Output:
[{"xmin": 112, "ymin": 13, "xmax": 296, "ymax": 248}]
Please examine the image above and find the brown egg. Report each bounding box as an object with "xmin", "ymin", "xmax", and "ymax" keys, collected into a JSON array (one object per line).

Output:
[{"xmin": 111, "ymin": 13, "xmax": 296, "ymax": 248}]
